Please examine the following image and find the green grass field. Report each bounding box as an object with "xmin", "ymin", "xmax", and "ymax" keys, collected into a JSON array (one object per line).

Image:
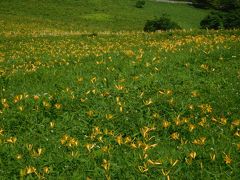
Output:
[
  {"xmin": 0, "ymin": 0, "xmax": 209, "ymax": 33},
  {"xmin": 1, "ymin": 0, "xmax": 240, "ymax": 179}
]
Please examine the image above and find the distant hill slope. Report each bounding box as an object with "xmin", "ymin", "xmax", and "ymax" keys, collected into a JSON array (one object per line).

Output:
[{"xmin": 0, "ymin": 0, "xmax": 209, "ymax": 33}]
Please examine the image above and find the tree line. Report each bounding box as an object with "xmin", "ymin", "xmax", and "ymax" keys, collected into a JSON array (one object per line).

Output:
[{"xmin": 191, "ymin": 0, "xmax": 240, "ymax": 11}]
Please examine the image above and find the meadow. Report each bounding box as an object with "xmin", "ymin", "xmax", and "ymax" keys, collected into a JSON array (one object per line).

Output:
[
  {"xmin": 0, "ymin": 0, "xmax": 209, "ymax": 34},
  {"xmin": 1, "ymin": 0, "xmax": 240, "ymax": 179}
]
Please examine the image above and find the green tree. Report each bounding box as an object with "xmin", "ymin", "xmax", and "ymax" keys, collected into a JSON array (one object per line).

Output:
[
  {"xmin": 213, "ymin": 0, "xmax": 240, "ymax": 10},
  {"xmin": 192, "ymin": 0, "xmax": 240, "ymax": 10},
  {"xmin": 192, "ymin": 0, "xmax": 212, "ymax": 8},
  {"xmin": 144, "ymin": 14, "xmax": 181, "ymax": 32},
  {"xmin": 135, "ymin": 0, "xmax": 145, "ymax": 8},
  {"xmin": 200, "ymin": 9, "xmax": 240, "ymax": 29}
]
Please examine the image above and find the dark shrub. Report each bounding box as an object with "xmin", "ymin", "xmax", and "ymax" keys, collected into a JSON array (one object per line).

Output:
[
  {"xmin": 144, "ymin": 15, "xmax": 181, "ymax": 32},
  {"xmin": 200, "ymin": 12, "xmax": 224, "ymax": 29},
  {"xmin": 200, "ymin": 9, "xmax": 240, "ymax": 29},
  {"xmin": 136, "ymin": 0, "xmax": 145, "ymax": 8},
  {"xmin": 223, "ymin": 9, "xmax": 240, "ymax": 29},
  {"xmin": 213, "ymin": 0, "xmax": 240, "ymax": 11},
  {"xmin": 191, "ymin": 0, "xmax": 240, "ymax": 11},
  {"xmin": 192, "ymin": 0, "xmax": 211, "ymax": 9},
  {"xmin": 144, "ymin": 20, "xmax": 157, "ymax": 32}
]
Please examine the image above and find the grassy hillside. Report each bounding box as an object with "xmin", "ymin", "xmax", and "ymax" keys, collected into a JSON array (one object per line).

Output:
[{"xmin": 0, "ymin": 0, "xmax": 209, "ymax": 34}]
